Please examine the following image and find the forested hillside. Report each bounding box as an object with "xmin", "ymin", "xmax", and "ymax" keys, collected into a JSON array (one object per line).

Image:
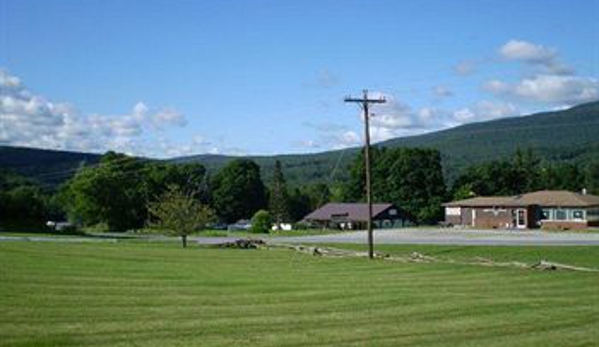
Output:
[
  {"xmin": 176, "ymin": 101, "xmax": 599, "ymax": 185},
  {"xmin": 2, "ymin": 101, "xmax": 599, "ymax": 188},
  {"xmin": 0, "ymin": 147, "xmax": 102, "ymax": 188},
  {"xmin": 382, "ymin": 101, "xmax": 599, "ymax": 172}
]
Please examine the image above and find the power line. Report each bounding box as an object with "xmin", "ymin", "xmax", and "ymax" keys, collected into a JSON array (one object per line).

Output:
[{"xmin": 21, "ymin": 156, "xmax": 156, "ymax": 181}]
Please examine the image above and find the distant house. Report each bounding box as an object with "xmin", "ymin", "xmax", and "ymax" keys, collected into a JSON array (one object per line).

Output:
[
  {"xmin": 444, "ymin": 190, "xmax": 599, "ymax": 230},
  {"xmin": 303, "ymin": 203, "xmax": 411, "ymax": 230}
]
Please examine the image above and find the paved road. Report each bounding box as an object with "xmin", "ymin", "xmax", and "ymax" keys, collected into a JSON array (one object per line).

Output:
[
  {"xmin": 269, "ymin": 228, "xmax": 599, "ymax": 246},
  {"xmin": 3, "ymin": 228, "xmax": 599, "ymax": 246}
]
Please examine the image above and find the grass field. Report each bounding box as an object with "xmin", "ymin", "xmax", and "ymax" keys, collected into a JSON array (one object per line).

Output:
[{"xmin": 1, "ymin": 242, "xmax": 598, "ymax": 347}]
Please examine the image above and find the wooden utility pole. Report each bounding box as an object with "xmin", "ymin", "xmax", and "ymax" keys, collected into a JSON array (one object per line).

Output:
[{"xmin": 344, "ymin": 90, "xmax": 386, "ymax": 259}]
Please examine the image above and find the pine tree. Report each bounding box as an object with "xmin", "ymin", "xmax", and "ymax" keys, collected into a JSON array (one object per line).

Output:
[
  {"xmin": 269, "ymin": 160, "xmax": 290, "ymax": 228},
  {"xmin": 586, "ymin": 161, "xmax": 599, "ymax": 195}
]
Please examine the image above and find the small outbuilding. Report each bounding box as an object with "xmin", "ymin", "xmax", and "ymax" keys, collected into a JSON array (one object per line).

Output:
[{"xmin": 303, "ymin": 202, "xmax": 411, "ymax": 230}]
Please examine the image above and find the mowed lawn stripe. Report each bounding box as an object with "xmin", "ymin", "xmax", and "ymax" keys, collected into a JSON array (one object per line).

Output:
[{"xmin": 1, "ymin": 242, "xmax": 598, "ymax": 347}]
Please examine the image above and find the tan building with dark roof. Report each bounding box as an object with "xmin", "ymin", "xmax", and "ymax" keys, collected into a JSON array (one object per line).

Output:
[{"xmin": 444, "ymin": 190, "xmax": 599, "ymax": 230}]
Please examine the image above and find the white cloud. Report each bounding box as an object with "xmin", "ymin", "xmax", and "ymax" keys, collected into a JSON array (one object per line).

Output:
[
  {"xmin": 299, "ymin": 123, "xmax": 361, "ymax": 150},
  {"xmin": 368, "ymin": 127, "xmax": 398, "ymax": 143},
  {"xmin": 367, "ymin": 92, "xmax": 453, "ymax": 142},
  {"xmin": 300, "ymin": 121, "xmax": 358, "ymax": 150},
  {"xmin": 300, "ymin": 41, "xmax": 595, "ymax": 150},
  {"xmin": 498, "ymin": 39, "xmax": 574, "ymax": 75},
  {"xmin": 302, "ymin": 92, "xmax": 459, "ymax": 148},
  {"xmin": 155, "ymin": 135, "xmax": 221, "ymax": 158},
  {"xmin": 0, "ymin": 71, "xmax": 21, "ymax": 88},
  {"xmin": 302, "ymin": 94, "xmax": 523, "ymax": 149},
  {"xmin": 152, "ymin": 107, "xmax": 187, "ymax": 128},
  {"xmin": 0, "ymin": 69, "xmax": 216, "ymax": 158},
  {"xmin": 452, "ymin": 108, "xmax": 476, "ymax": 122},
  {"xmin": 332, "ymin": 131, "xmax": 361, "ymax": 149},
  {"xmin": 500, "ymin": 40, "xmax": 556, "ymax": 64},
  {"xmin": 484, "ymin": 40, "xmax": 598, "ymax": 106},
  {"xmin": 485, "ymin": 75, "xmax": 599, "ymax": 105},
  {"xmin": 370, "ymin": 98, "xmax": 413, "ymax": 129},
  {"xmin": 452, "ymin": 101, "xmax": 519, "ymax": 123}
]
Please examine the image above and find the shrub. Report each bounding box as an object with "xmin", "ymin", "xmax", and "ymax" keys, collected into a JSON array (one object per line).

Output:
[
  {"xmin": 250, "ymin": 210, "xmax": 272, "ymax": 234},
  {"xmin": 292, "ymin": 221, "xmax": 310, "ymax": 230}
]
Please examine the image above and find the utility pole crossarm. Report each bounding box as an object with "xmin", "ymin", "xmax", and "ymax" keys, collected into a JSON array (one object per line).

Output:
[
  {"xmin": 344, "ymin": 89, "xmax": 386, "ymax": 260},
  {"xmin": 344, "ymin": 97, "xmax": 386, "ymax": 104}
]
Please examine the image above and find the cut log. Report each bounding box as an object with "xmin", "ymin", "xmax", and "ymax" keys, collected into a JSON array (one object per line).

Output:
[
  {"xmin": 215, "ymin": 239, "xmax": 266, "ymax": 249},
  {"xmin": 409, "ymin": 252, "xmax": 436, "ymax": 262},
  {"xmin": 252, "ymin": 242, "xmax": 599, "ymax": 273},
  {"xmin": 531, "ymin": 260, "xmax": 599, "ymax": 272}
]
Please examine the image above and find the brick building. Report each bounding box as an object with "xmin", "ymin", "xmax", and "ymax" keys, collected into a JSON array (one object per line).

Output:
[{"xmin": 444, "ymin": 190, "xmax": 599, "ymax": 230}]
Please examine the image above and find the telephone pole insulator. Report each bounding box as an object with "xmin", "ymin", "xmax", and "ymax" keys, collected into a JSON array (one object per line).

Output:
[{"xmin": 344, "ymin": 89, "xmax": 386, "ymax": 259}]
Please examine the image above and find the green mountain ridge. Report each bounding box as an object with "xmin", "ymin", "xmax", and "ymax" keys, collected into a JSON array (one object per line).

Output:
[
  {"xmin": 0, "ymin": 147, "xmax": 102, "ymax": 188},
  {"xmin": 2, "ymin": 101, "xmax": 599, "ymax": 188},
  {"xmin": 174, "ymin": 101, "xmax": 599, "ymax": 185}
]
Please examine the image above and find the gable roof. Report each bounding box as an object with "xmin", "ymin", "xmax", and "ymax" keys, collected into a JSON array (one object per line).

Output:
[
  {"xmin": 444, "ymin": 190, "xmax": 599, "ymax": 208},
  {"xmin": 518, "ymin": 190, "xmax": 599, "ymax": 207},
  {"xmin": 303, "ymin": 203, "xmax": 396, "ymax": 222}
]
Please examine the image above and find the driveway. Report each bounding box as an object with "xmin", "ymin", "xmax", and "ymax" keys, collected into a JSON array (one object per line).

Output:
[{"xmin": 269, "ymin": 228, "xmax": 599, "ymax": 246}]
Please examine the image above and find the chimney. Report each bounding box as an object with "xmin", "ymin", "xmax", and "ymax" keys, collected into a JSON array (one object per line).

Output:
[{"xmin": 582, "ymin": 188, "xmax": 588, "ymax": 195}]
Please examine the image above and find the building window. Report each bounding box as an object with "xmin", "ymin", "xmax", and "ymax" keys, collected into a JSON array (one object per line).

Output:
[
  {"xmin": 572, "ymin": 210, "xmax": 584, "ymax": 220},
  {"xmin": 446, "ymin": 207, "xmax": 461, "ymax": 216},
  {"xmin": 555, "ymin": 210, "xmax": 567, "ymax": 220},
  {"xmin": 541, "ymin": 209, "xmax": 551, "ymax": 220},
  {"xmin": 389, "ymin": 209, "xmax": 397, "ymax": 216}
]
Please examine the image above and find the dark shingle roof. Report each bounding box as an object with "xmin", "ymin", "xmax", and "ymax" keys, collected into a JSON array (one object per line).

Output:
[{"xmin": 303, "ymin": 203, "xmax": 395, "ymax": 222}]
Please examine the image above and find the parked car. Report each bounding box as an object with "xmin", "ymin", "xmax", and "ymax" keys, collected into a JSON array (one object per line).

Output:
[
  {"xmin": 207, "ymin": 222, "xmax": 228, "ymax": 230},
  {"xmin": 227, "ymin": 220, "xmax": 252, "ymax": 231},
  {"xmin": 46, "ymin": 221, "xmax": 78, "ymax": 233}
]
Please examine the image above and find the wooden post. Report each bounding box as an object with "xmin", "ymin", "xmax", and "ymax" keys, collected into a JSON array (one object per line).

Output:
[{"xmin": 344, "ymin": 90, "xmax": 386, "ymax": 259}]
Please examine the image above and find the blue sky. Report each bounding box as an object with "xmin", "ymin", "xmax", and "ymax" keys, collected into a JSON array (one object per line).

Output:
[{"xmin": 1, "ymin": 0, "xmax": 598, "ymax": 157}]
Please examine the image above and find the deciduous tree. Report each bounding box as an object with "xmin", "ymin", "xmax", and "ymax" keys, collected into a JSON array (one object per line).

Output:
[
  {"xmin": 343, "ymin": 147, "xmax": 446, "ymax": 224},
  {"xmin": 148, "ymin": 185, "xmax": 214, "ymax": 248},
  {"xmin": 211, "ymin": 159, "xmax": 267, "ymax": 223},
  {"xmin": 61, "ymin": 152, "xmax": 148, "ymax": 231}
]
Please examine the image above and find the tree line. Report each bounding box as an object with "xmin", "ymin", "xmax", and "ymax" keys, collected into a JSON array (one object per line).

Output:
[
  {"xmin": 0, "ymin": 170, "xmax": 63, "ymax": 229},
  {"xmin": 0, "ymin": 151, "xmax": 333, "ymax": 232},
  {"xmin": 2, "ymin": 147, "xmax": 598, "ymax": 232},
  {"xmin": 451, "ymin": 149, "xmax": 599, "ymax": 200}
]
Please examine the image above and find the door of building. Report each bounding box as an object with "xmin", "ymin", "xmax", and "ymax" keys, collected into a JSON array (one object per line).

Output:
[{"xmin": 515, "ymin": 209, "xmax": 527, "ymax": 229}]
